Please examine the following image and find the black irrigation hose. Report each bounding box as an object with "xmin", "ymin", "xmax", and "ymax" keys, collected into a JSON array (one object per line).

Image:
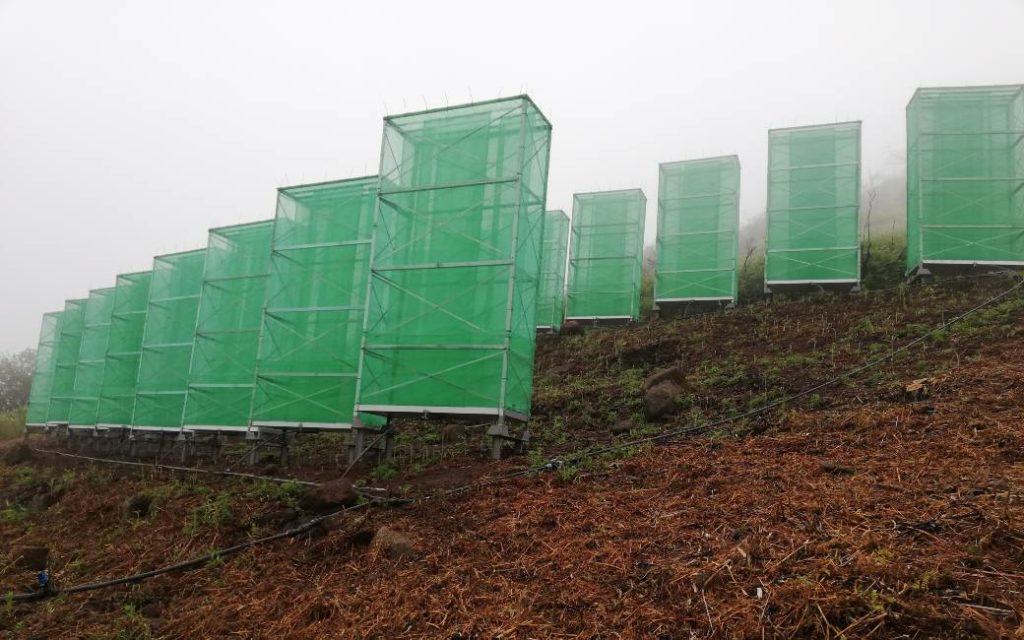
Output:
[
  {"xmin": 7, "ymin": 273, "xmax": 1023, "ymax": 605},
  {"xmin": 29, "ymin": 448, "xmax": 319, "ymax": 487},
  {"xmin": 8, "ymin": 502, "xmax": 371, "ymax": 603}
]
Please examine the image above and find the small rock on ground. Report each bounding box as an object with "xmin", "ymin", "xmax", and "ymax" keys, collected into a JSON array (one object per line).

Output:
[
  {"xmin": 299, "ymin": 478, "xmax": 358, "ymax": 511},
  {"xmin": 122, "ymin": 494, "xmax": 153, "ymax": 519},
  {"xmin": 644, "ymin": 382, "xmax": 682, "ymax": 420},
  {"xmin": 372, "ymin": 526, "xmax": 418, "ymax": 560}
]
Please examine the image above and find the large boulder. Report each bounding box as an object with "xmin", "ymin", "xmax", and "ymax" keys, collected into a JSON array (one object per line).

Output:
[
  {"xmin": 11, "ymin": 545, "xmax": 49, "ymax": 571},
  {"xmin": 299, "ymin": 478, "xmax": 358, "ymax": 512},
  {"xmin": 643, "ymin": 366, "xmax": 689, "ymax": 421},
  {"xmin": 644, "ymin": 366, "xmax": 688, "ymax": 391},
  {"xmin": 372, "ymin": 526, "xmax": 418, "ymax": 560}
]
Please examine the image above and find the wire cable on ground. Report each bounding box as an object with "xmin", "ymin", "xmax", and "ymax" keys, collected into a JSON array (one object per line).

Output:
[
  {"xmin": 554, "ymin": 273, "xmax": 1024, "ymax": 467},
  {"xmin": 8, "ymin": 502, "xmax": 371, "ymax": 603},
  {"xmin": 6, "ymin": 273, "xmax": 1022, "ymax": 604},
  {"xmin": 28, "ymin": 448, "xmax": 320, "ymax": 487}
]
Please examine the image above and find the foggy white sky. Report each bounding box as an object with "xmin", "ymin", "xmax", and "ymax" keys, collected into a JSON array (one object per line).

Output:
[{"xmin": 1, "ymin": 0, "xmax": 1022, "ymax": 352}]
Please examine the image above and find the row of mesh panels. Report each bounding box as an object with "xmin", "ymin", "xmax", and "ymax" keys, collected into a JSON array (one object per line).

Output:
[{"xmin": 25, "ymin": 87, "xmax": 1024, "ymax": 432}]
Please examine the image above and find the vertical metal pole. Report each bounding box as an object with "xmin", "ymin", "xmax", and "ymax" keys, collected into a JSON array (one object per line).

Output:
[{"xmin": 855, "ymin": 121, "xmax": 863, "ymax": 287}]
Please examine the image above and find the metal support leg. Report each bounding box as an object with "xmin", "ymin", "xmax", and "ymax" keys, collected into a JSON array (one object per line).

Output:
[
  {"xmin": 278, "ymin": 432, "xmax": 289, "ymax": 467},
  {"xmin": 349, "ymin": 428, "xmax": 366, "ymax": 466},
  {"xmin": 487, "ymin": 422, "xmax": 510, "ymax": 460}
]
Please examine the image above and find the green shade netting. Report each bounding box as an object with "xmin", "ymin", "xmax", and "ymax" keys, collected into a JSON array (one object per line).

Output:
[
  {"xmin": 907, "ymin": 85, "xmax": 1024, "ymax": 272},
  {"xmin": 253, "ymin": 177, "xmax": 377, "ymax": 426},
  {"xmin": 132, "ymin": 249, "xmax": 206, "ymax": 428},
  {"xmin": 536, "ymin": 210, "xmax": 569, "ymax": 329},
  {"xmin": 182, "ymin": 221, "xmax": 273, "ymax": 428},
  {"xmin": 566, "ymin": 190, "xmax": 646, "ymax": 320},
  {"xmin": 766, "ymin": 122, "xmax": 861, "ymax": 284},
  {"xmin": 358, "ymin": 97, "xmax": 551, "ymax": 419},
  {"xmin": 96, "ymin": 271, "xmax": 152, "ymax": 425},
  {"xmin": 656, "ymin": 156, "xmax": 740, "ymax": 302}
]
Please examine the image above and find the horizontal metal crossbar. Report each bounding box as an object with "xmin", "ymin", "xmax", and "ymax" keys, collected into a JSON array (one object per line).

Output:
[
  {"xmin": 379, "ymin": 175, "xmax": 519, "ymax": 196},
  {"xmin": 357, "ymin": 404, "xmax": 528, "ymax": 423},
  {"xmin": 767, "ymin": 246, "xmax": 860, "ymax": 253},
  {"xmin": 373, "ymin": 259, "xmax": 513, "ymax": 271},
  {"xmin": 273, "ymin": 239, "xmax": 371, "ymax": 252},
  {"xmin": 765, "ymin": 279, "xmax": 859, "ymax": 285},
  {"xmin": 365, "ymin": 344, "xmax": 506, "ymax": 351},
  {"xmin": 656, "ymin": 296, "xmax": 734, "ymax": 303}
]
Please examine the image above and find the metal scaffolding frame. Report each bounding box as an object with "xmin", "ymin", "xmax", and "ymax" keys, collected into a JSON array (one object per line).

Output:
[
  {"xmin": 25, "ymin": 311, "xmax": 63, "ymax": 428},
  {"xmin": 354, "ymin": 96, "xmax": 552, "ymax": 454},
  {"xmin": 46, "ymin": 298, "xmax": 87, "ymax": 424},
  {"xmin": 536, "ymin": 209, "xmax": 569, "ymax": 331},
  {"xmin": 182, "ymin": 220, "xmax": 274, "ymax": 433},
  {"xmin": 68, "ymin": 287, "xmax": 116, "ymax": 427},
  {"xmin": 765, "ymin": 121, "xmax": 862, "ymax": 292},
  {"xmin": 96, "ymin": 270, "xmax": 153, "ymax": 428},
  {"xmin": 566, "ymin": 188, "xmax": 647, "ymax": 322},
  {"xmin": 130, "ymin": 248, "xmax": 206, "ymax": 431},
  {"xmin": 907, "ymin": 84, "xmax": 1024, "ymax": 276},
  {"xmin": 251, "ymin": 176, "xmax": 378, "ymax": 433},
  {"xmin": 655, "ymin": 155, "xmax": 740, "ymax": 308}
]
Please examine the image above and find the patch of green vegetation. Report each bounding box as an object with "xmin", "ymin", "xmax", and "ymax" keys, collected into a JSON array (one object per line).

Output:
[
  {"xmin": 528, "ymin": 416, "xmax": 568, "ymax": 448},
  {"xmin": 870, "ymin": 547, "xmax": 894, "ymax": 566},
  {"xmin": 910, "ymin": 569, "xmax": 940, "ymax": 593},
  {"xmin": 47, "ymin": 469, "xmax": 76, "ymax": 496},
  {"xmin": 737, "ymin": 254, "xmax": 765, "ymax": 304},
  {"xmin": 1, "ymin": 502, "xmax": 30, "ymax": 524},
  {"xmin": 0, "ymin": 407, "xmax": 26, "ymax": 441},
  {"xmin": 245, "ymin": 479, "xmax": 304, "ymax": 508},
  {"xmin": 93, "ymin": 604, "xmax": 151, "ymax": 640},
  {"xmin": 695, "ymin": 357, "xmax": 748, "ymax": 388},
  {"xmin": 556, "ymin": 464, "xmax": 580, "ymax": 483},
  {"xmin": 81, "ymin": 466, "xmax": 116, "ymax": 486},
  {"xmin": 779, "ymin": 352, "xmax": 822, "ymax": 367},
  {"xmin": 639, "ymin": 272, "xmax": 655, "ymax": 320},
  {"xmin": 11, "ymin": 465, "xmax": 45, "ymax": 490},
  {"xmin": 860, "ymin": 233, "xmax": 906, "ymax": 291},
  {"xmin": 527, "ymin": 447, "xmax": 547, "ymax": 468},
  {"xmin": 184, "ymin": 492, "xmax": 233, "ymax": 536},
  {"xmin": 371, "ymin": 461, "xmax": 398, "ymax": 481},
  {"xmin": 805, "ymin": 393, "xmax": 825, "ymax": 409}
]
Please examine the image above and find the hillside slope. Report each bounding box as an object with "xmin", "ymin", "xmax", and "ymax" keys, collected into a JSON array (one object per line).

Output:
[{"xmin": 1, "ymin": 275, "xmax": 1023, "ymax": 638}]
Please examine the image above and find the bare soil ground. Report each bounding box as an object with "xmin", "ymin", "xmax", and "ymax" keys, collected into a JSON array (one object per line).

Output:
[{"xmin": 1, "ymin": 276, "xmax": 1022, "ymax": 638}]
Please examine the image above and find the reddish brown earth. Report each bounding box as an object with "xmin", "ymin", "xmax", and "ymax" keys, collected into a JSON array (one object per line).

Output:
[{"xmin": 1, "ymin": 276, "xmax": 1022, "ymax": 638}]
